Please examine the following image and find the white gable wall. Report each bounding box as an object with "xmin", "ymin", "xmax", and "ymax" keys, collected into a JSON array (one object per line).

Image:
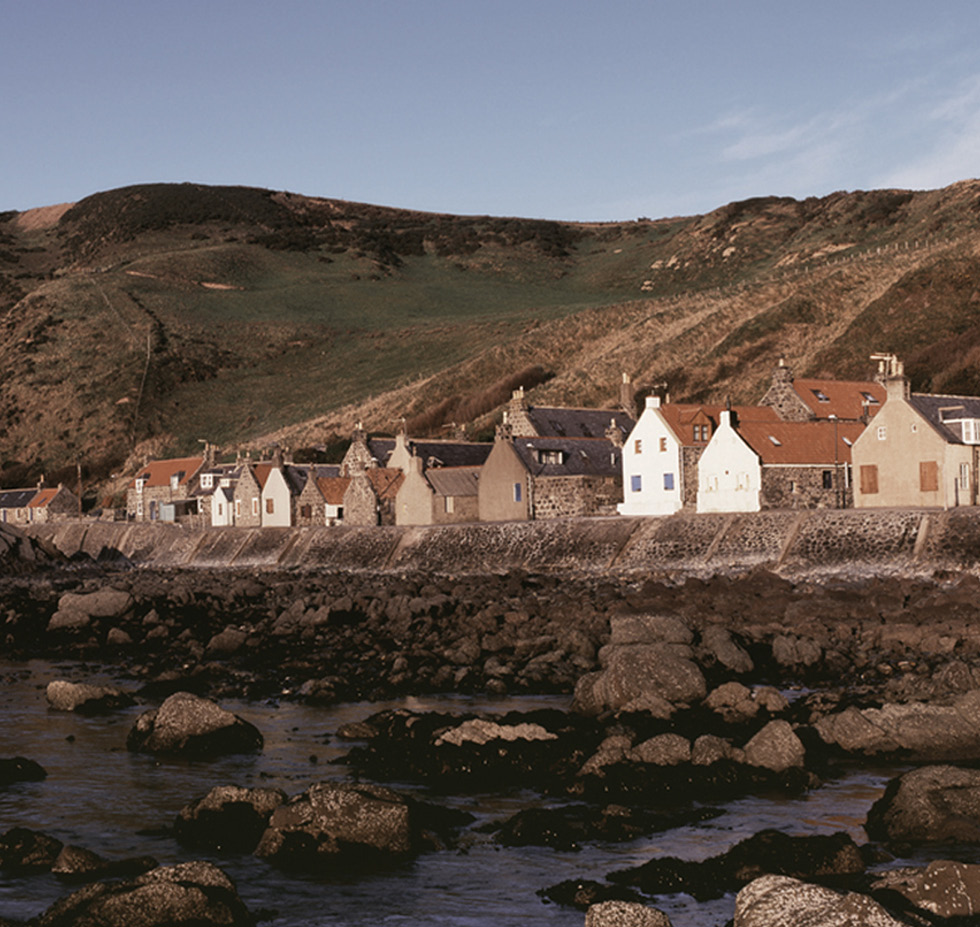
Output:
[
  {"xmin": 697, "ymin": 411, "xmax": 761, "ymax": 513},
  {"xmin": 261, "ymin": 468, "xmax": 292, "ymax": 527},
  {"xmin": 618, "ymin": 397, "xmax": 684, "ymax": 516},
  {"xmin": 211, "ymin": 486, "xmax": 235, "ymax": 526}
]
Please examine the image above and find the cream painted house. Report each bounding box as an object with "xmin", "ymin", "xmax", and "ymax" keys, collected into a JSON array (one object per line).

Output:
[{"xmin": 852, "ymin": 357, "xmax": 980, "ymax": 509}]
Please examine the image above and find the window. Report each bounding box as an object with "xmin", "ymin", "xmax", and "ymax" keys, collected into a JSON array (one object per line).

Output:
[
  {"xmin": 266, "ymin": 498, "xmax": 275, "ymax": 514},
  {"xmin": 790, "ymin": 481, "xmax": 798, "ymax": 494},
  {"xmin": 822, "ymin": 470, "xmax": 833, "ymax": 490},
  {"xmin": 634, "ymin": 439, "xmax": 642, "ymax": 454},
  {"xmin": 877, "ymin": 426, "xmax": 887, "ymax": 441},
  {"xmin": 920, "ymin": 460, "xmax": 939, "ymax": 492},
  {"xmin": 959, "ymin": 462, "xmax": 971, "ymax": 490},
  {"xmin": 235, "ymin": 500, "xmax": 242, "ymax": 518},
  {"xmin": 860, "ymin": 391, "xmax": 879, "ymax": 404},
  {"xmin": 200, "ymin": 473, "xmax": 214, "ymax": 490},
  {"xmin": 663, "ymin": 472, "xmax": 675, "ymax": 491},
  {"xmin": 135, "ymin": 478, "xmax": 146, "ymax": 494},
  {"xmin": 445, "ymin": 496, "xmax": 455, "ymax": 514},
  {"xmin": 136, "ymin": 499, "xmax": 144, "ymax": 517},
  {"xmin": 513, "ymin": 482, "xmax": 522, "ymax": 503},
  {"xmin": 170, "ymin": 474, "xmax": 180, "ymax": 491},
  {"xmin": 860, "ymin": 465, "xmax": 879, "ymax": 495},
  {"xmin": 537, "ymin": 449, "xmax": 563, "ymax": 465},
  {"xmin": 251, "ymin": 498, "xmax": 259, "ymax": 516},
  {"xmin": 217, "ymin": 503, "xmax": 224, "ymax": 517},
  {"xmin": 693, "ymin": 424, "xmax": 709, "ymax": 442},
  {"xmin": 659, "ymin": 437, "xmax": 667, "ymax": 452},
  {"xmin": 631, "ymin": 475, "xmax": 642, "ymax": 492},
  {"xmin": 811, "ymin": 389, "xmax": 830, "ymax": 403},
  {"xmin": 300, "ymin": 504, "xmax": 312, "ymax": 519}
]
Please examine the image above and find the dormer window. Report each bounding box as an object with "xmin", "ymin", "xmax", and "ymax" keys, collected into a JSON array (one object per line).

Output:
[
  {"xmin": 811, "ymin": 389, "xmax": 830, "ymax": 403},
  {"xmin": 135, "ymin": 478, "xmax": 146, "ymax": 494},
  {"xmin": 200, "ymin": 473, "xmax": 214, "ymax": 490},
  {"xmin": 537, "ymin": 449, "xmax": 564, "ymax": 465},
  {"xmin": 170, "ymin": 474, "xmax": 180, "ymax": 491},
  {"xmin": 860, "ymin": 392, "xmax": 879, "ymax": 405},
  {"xmin": 692, "ymin": 424, "xmax": 710, "ymax": 443}
]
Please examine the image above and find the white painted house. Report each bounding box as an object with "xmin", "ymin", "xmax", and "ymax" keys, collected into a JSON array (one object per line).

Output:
[
  {"xmin": 696, "ymin": 411, "xmax": 762, "ymax": 513},
  {"xmin": 260, "ymin": 465, "xmax": 293, "ymax": 527}
]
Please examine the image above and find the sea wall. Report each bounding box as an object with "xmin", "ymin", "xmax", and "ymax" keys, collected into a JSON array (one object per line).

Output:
[{"xmin": 24, "ymin": 508, "xmax": 980, "ymax": 575}]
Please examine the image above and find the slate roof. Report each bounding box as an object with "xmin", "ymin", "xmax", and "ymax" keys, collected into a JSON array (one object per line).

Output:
[
  {"xmin": 792, "ymin": 378, "xmax": 885, "ymax": 420},
  {"xmin": 0, "ymin": 489, "xmax": 38, "ymax": 509},
  {"xmin": 512, "ymin": 437, "xmax": 621, "ymax": 477},
  {"xmin": 405, "ymin": 440, "xmax": 491, "ymax": 469},
  {"xmin": 525, "ymin": 407, "xmax": 635, "ymax": 440},
  {"xmin": 735, "ymin": 420, "xmax": 865, "ymax": 465},
  {"xmin": 909, "ymin": 393, "xmax": 980, "ymax": 443},
  {"xmin": 425, "ymin": 466, "xmax": 481, "ymax": 497},
  {"xmin": 366, "ymin": 438, "xmax": 397, "ymax": 467},
  {"xmin": 660, "ymin": 404, "xmax": 780, "ymax": 447},
  {"xmin": 130, "ymin": 456, "xmax": 205, "ymax": 489}
]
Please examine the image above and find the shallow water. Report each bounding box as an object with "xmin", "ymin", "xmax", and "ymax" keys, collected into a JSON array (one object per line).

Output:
[{"xmin": 0, "ymin": 661, "xmax": 914, "ymax": 926}]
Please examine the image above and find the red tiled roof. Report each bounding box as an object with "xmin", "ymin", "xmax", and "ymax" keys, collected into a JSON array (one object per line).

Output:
[
  {"xmin": 27, "ymin": 488, "xmax": 58, "ymax": 508},
  {"xmin": 317, "ymin": 476, "xmax": 351, "ymax": 505},
  {"xmin": 367, "ymin": 468, "xmax": 404, "ymax": 501},
  {"xmin": 659, "ymin": 404, "xmax": 779, "ymax": 446},
  {"xmin": 792, "ymin": 378, "xmax": 885, "ymax": 420},
  {"xmin": 129, "ymin": 456, "xmax": 204, "ymax": 489},
  {"xmin": 735, "ymin": 420, "xmax": 865, "ymax": 465}
]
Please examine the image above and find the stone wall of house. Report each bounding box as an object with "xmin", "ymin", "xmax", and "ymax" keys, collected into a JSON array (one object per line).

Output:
[
  {"xmin": 761, "ymin": 466, "xmax": 853, "ymax": 510},
  {"xmin": 681, "ymin": 446, "xmax": 703, "ymax": 509},
  {"xmin": 532, "ymin": 475, "xmax": 619, "ymax": 519}
]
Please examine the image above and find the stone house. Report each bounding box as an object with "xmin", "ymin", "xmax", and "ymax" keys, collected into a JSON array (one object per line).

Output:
[
  {"xmin": 619, "ymin": 395, "xmax": 779, "ymax": 516},
  {"xmin": 697, "ymin": 411, "xmax": 864, "ymax": 513},
  {"xmin": 127, "ymin": 454, "xmax": 208, "ymax": 522},
  {"xmin": 27, "ymin": 484, "xmax": 79, "ymax": 523},
  {"xmin": 294, "ymin": 466, "xmax": 348, "ymax": 526},
  {"xmin": 342, "ymin": 466, "xmax": 404, "ymax": 526},
  {"xmin": 759, "ymin": 358, "xmax": 885, "ymax": 422},
  {"xmin": 478, "ymin": 426, "xmax": 622, "ymax": 521},
  {"xmin": 852, "ymin": 355, "xmax": 980, "ymax": 509}
]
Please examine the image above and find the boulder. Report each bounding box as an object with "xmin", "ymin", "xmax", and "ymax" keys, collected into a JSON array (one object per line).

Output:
[
  {"xmin": 699, "ymin": 625, "xmax": 753, "ymax": 674},
  {"xmin": 0, "ymin": 827, "xmax": 63, "ymax": 871},
  {"xmin": 433, "ymin": 718, "xmax": 557, "ymax": 747},
  {"xmin": 255, "ymin": 782, "xmax": 414, "ymax": 868},
  {"xmin": 772, "ymin": 634, "xmax": 822, "ymax": 668},
  {"xmin": 585, "ymin": 900, "xmax": 672, "ymax": 927},
  {"xmin": 49, "ymin": 589, "xmax": 134, "ymax": 631},
  {"xmin": 175, "ymin": 785, "xmax": 286, "ymax": 852},
  {"xmin": 871, "ymin": 860, "xmax": 980, "ymax": 918},
  {"xmin": 572, "ymin": 644, "xmax": 706, "ymax": 715},
  {"xmin": 815, "ymin": 690, "xmax": 980, "ymax": 760},
  {"xmin": 628, "ymin": 734, "xmax": 691, "ymax": 767},
  {"xmin": 46, "ymin": 680, "xmax": 135, "ymax": 714},
  {"xmin": 0, "ymin": 756, "xmax": 46, "ymax": 786},
  {"xmin": 742, "ymin": 721, "xmax": 805, "ymax": 773},
  {"xmin": 691, "ymin": 735, "xmax": 740, "ymax": 766},
  {"xmin": 35, "ymin": 860, "xmax": 254, "ymax": 927},
  {"xmin": 205, "ymin": 627, "xmax": 248, "ymax": 656},
  {"xmin": 866, "ymin": 765, "xmax": 980, "ymax": 845},
  {"xmin": 609, "ymin": 614, "xmax": 693, "ymax": 646},
  {"xmin": 705, "ymin": 682, "xmax": 759, "ymax": 723},
  {"xmin": 50, "ymin": 845, "xmax": 157, "ymax": 881},
  {"xmin": 734, "ymin": 874, "xmax": 906, "ymax": 927},
  {"xmin": 126, "ymin": 692, "xmax": 263, "ymax": 757}
]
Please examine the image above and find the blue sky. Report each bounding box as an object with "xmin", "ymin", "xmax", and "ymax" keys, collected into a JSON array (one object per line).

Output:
[{"xmin": 4, "ymin": 1, "xmax": 980, "ymax": 220}]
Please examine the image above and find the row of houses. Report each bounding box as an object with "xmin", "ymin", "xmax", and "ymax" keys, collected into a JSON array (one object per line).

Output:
[{"xmin": 119, "ymin": 354, "xmax": 980, "ymax": 527}]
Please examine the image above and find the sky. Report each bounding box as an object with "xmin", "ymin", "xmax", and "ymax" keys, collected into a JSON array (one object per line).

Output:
[{"xmin": 4, "ymin": 0, "xmax": 980, "ymax": 221}]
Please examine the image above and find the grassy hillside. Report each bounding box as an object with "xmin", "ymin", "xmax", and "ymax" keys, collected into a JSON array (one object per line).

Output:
[{"xmin": 2, "ymin": 180, "xmax": 980, "ymax": 498}]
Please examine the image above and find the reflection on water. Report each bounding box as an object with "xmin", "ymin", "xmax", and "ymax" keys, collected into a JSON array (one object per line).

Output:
[{"xmin": 0, "ymin": 660, "xmax": 912, "ymax": 927}]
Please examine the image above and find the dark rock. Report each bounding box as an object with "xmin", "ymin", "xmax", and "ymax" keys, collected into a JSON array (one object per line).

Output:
[
  {"xmin": 126, "ymin": 692, "xmax": 263, "ymax": 757},
  {"xmin": 254, "ymin": 782, "xmax": 415, "ymax": 869},
  {"xmin": 742, "ymin": 720, "xmax": 805, "ymax": 772},
  {"xmin": 866, "ymin": 765, "xmax": 980, "ymax": 846},
  {"xmin": 175, "ymin": 785, "xmax": 286, "ymax": 852},
  {"xmin": 539, "ymin": 879, "xmax": 646, "ymax": 910},
  {"xmin": 0, "ymin": 757, "xmax": 46, "ymax": 786},
  {"xmin": 50, "ymin": 845, "xmax": 157, "ymax": 881},
  {"xmin": 609, "ymin": 829, "xmax": 865, "ymax": 900},
  {"xmin": 35, "ymin": 860, "xmax": 254, "ymax": 927},
  {"xmin": 0, "ymin": 827, "xmax": 63, "ymax": 872},
  {"xmin": 871, "ymin": 860, "xmax": 980, "ymax": 919}
]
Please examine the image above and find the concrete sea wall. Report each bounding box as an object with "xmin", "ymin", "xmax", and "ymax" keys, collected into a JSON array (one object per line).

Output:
[{"xmin": 24, "ymin": 508, "xmax": 980, "ymax": 575}]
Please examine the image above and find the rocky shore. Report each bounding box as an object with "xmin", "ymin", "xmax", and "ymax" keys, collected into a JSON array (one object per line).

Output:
[{"xmin": 5, "ymin": 522, "xmax": 980, "ymax": 924}]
